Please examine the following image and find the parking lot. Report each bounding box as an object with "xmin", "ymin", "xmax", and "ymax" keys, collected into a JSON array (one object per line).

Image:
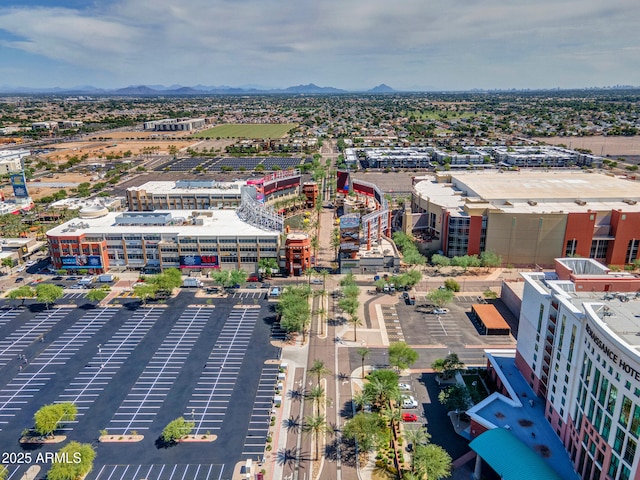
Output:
[
  {"xmin": 0, "ymin": 293, "xmax": 280, "ymax": 477},
  {"xmin": 384, "ymin": 292, "xmax": 517, "ymax": 368}
]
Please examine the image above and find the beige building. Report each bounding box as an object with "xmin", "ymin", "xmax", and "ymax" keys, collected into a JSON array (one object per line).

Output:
[{"xmin": 409, "ymin": 170, "xmax": 640, "ymax": 266}]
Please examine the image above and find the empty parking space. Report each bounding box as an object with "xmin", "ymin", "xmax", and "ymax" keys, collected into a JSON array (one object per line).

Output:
[
  {"xmin": 62, "ymin": 292, "xmax": 87, "ymax": 300},
  {"xmin": 57, "ymin": 308, "xmax": 164, "ymax": 430},
  {"xmin": 89, "ymin": 464, "xmax": 226, "ymax": 480},
  {"xmin": 380, "ymin": 304, "xmax": 405, "ymax": 342},
  {"xmin": 186, "ymin": 307, "xmax": 260, "ymax": 435},
  {"xmin": 107, "ymin": 307, "xmax": 212, "ymax": 434},
  {"xmin": 423, "ymin": 314, "xmax": 462, "ymax": 338},
  {"xmin": 230, "ymin": 290, "xmax": 266, "ymax": 300},
  {"xmin": 0, "ymin": 306, "xmax": 20, "ymax": 327},
  {"xmin": 241, "ymin": 364, "xmax": 279, "ymax": 457},
  {"xmin": 0, "ymin": 307, "xmax": 117, "ymax": 430},
  {"xmin": 0, "ymin": 307, "xmax": 71, "ymax": 368}
]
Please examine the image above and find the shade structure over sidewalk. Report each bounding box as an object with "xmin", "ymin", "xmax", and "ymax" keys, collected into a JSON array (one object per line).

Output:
[{"xmin": 469, "ymin": 428, "xmax": 563, "ymax": 480}]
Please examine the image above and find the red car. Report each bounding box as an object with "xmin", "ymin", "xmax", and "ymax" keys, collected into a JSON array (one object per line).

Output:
[
  {"xmin": 402, "ymin": 413, "xmax": 418, "ymax": 422},
  {"xmin": 247, "ymin": 275, "xmax": 260, "ymax": 282}
]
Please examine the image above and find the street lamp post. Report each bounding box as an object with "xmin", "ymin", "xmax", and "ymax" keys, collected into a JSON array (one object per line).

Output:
[{"xmin": 98, "ymin": 344, "xmax": 103, "ymax": 368}]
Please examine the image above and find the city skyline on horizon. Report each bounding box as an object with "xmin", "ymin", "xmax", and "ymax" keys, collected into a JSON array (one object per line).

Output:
[{"xmin": 0, "ymin": 1, "xmax": 638, "ymax": 92}]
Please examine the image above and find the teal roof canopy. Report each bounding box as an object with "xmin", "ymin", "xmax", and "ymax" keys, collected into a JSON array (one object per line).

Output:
[{"xmin": 469, "ymin": 428, "xmax": 563, "ymax": 480}]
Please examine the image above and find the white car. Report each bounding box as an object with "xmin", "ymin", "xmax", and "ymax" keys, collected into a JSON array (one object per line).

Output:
[
  {"xmin": 433, "ymin": 308, "xmax": 449, "ymax": 314},
  {"xmin": 401, "ymin": 395, "xmax": 418, "ymax": 409},
  {"xmin": 398, "ymin": 383, "xmax": 411, "ymax": 391}
]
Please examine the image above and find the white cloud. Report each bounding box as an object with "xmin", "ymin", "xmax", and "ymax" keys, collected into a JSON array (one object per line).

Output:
[{"xmin": 0, "ymin": 0, "xmax": 638, "ymax": 88}]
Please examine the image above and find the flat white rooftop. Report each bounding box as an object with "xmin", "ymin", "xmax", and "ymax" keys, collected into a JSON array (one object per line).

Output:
[
  {"xmin": 414, "ymin": 171, "xmax": 640, "ymax": 215},
  {"xmin": 128, "ymin": 180, "xmax": 245, "ymax": 195},
  {"xmin": 47, "ymin": 210, "xmax": 280, "ymax": 237}
]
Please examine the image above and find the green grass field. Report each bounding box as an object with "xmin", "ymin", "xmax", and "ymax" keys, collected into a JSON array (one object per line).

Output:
[{"xmin": 196, "ymin": 123, "xmax": 296, "ymax": 139}]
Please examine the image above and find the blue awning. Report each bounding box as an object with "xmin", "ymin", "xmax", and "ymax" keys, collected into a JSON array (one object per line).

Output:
[{"xmin": 469, "ymin": 428, "xmax": 564, "ymax": 480}]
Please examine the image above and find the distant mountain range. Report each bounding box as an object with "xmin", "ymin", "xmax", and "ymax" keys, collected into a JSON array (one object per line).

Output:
[{"xmin": 0, "ymin": 83, "xmax": 398, "ymax": 95}]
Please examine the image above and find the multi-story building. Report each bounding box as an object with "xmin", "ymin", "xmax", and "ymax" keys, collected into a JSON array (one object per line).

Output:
[
  {"xmin": 143, "ymin": 118, "xmax": 206, "ymax": 131},
  {"xmin": 126, "ymin": 180, "xmax": 245, "ymax": 211},
  {"xmin": 409, "ymin": 171, "xmax": 640, "ymax": 266},
  {"xmin": 0, "ymin": 149, "xmax": 29, "ymax": 174},
  {"xmin": 284, "ymin": 233, "xmax": 311, "ymax": 276},
  {"xmin": 46, "ymin": 210, "xmax": 280, "ymax": 274},
  {"xmin": 469, "ymin": 258, "xmax": 640, "ymax": 480}
]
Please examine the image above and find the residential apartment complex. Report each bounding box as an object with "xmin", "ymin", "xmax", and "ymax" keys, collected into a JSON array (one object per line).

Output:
[
  {"xmin": 470, "ymin": 258, "xmax": 640, "ymax": 480},
  {"xmin": 408, "ymin": 171, "xmax": 640, "ymax": 266},
  {"xmin": 347, "ymin": 145, "xmax": 603, "ymax": 170}
]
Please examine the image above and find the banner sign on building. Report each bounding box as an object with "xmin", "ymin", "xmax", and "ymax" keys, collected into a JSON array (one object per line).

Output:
[
  {"xmin": 61, "ymin": 255, "xmax": 102, "ymax": 268},
  {"xmin": 179, "ymin": 255, "xmax": 219, "ymax": 268},
  {"xmin": 10, "ymin": 173, "xmax": 29, "ymax": 198}
]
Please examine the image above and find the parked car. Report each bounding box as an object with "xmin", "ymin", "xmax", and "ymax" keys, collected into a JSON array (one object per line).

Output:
[
  {"xmin": 432, "ymin": 308, "xmax": 449, "ymax": 314},
  {"xmin": 247, "ymin": 275, "xmax": 260, "ymax": 282},
  {"xmin": 401, "ymin": 395, "xmax": 418, "ymax": 409},
  {"xmin": 398, "ymin": 383, "xmax": 411, "ymax": 391},
  {"xmin": 402, "ymin": 413, "xmax": 418, "ymax": 422},
  {"xmin": 15, "ymin": 277, "xmax": 24, "ymax": 283}
]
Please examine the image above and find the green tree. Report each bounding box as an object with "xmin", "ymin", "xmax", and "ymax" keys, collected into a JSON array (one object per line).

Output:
[
  {"xmin": 432, "ymin": 352, "xmax": 465, "ymax": 380},
  {"xmin": 363, "ymin": 369, "xmax": 400, "ymax": 410},
  {"xmin": 426, "ymin": 288, "xmax": 454, "ymax": 308},
  {"xmin": 430, "ymin": 254, "xmax": 451, "ymax": 268},
  {"xmin": 443, "ymin": 279, "xmax": 460, "ymax": 292},
  {"xmin": 342, "ymin": 412, "xmax": 387, "ymax": 452},
  {"xmin": 278, "ymin": 285, "xmax": 312, "ymax": 342},
  {"xmin": 86, "ymin": 288, "xmax": 109, "ymax": 304},
  {"xmin": 388, "ymin": 341, "xmax": 419, "ymax": 372},
  {"xmin": 412, "ymin": 443, "xmax": 452, "ymax": 480},
  {"xmin": 133, "ymin": 283, "xmax": 157, "ymax": 306},
  {"xmin": 7, "ymin": 285, "xmax": 36, "ymax": 306},
  {"xmin": 34, "ymin": 402, "xmax": 78, "ymax": 437},
  {"xmin": 1, "ymin": 257, "xmax": 14, "ymax": 273},
  {"xmin": 160, "ymin": 417, "xmax": 194, "ymax": 444},
  {"xmin": 438, "ymin": 384, "xmax": 471, "ymax": 411},
  {"xmin": 258, "ymin": 257, "xmax": 278, "ymax": 277},
  {"xmin": 308, "ymin": 359, "xmax": 331, "ymax": 386},
  {"xmin": 35, "ymin": 283, "xmax": 64, "ymax": 309},
  {"xmin": 0, "ymin": 464, "xmax": 7, "ymax": 480},
  {"xmin": 342, "ymin": 283, "xmax": 360, "ymax": 299},
  {"xmin": 46, "ymin": 442, "xmax": 96, "ymax": 480},
  {"xmin": 330, "ymin": 228, "xmax": 341, "ymax": 260},
  {"xmin": 480, "ymin": 250, "xmax": 502, "ymax": 268}
]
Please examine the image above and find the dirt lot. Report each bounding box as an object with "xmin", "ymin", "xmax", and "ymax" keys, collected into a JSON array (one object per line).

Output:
[
  {"xmin": 1, "ymin": 172, "xmax": 95, "ymax": 201},
  {"xmin": 533, "ymin": 136, "xmax": 640, "ymax": 157}
]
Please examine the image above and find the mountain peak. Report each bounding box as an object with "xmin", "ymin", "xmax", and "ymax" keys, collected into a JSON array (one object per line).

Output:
[{"xmin": 368, "ymin": 83, "xmax": 395, "ymax": 93}]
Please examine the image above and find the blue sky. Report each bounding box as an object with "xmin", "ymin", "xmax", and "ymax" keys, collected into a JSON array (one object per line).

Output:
[{"xmin": 0, "ymin": 0, "xmax": 638, "ymax": 90}]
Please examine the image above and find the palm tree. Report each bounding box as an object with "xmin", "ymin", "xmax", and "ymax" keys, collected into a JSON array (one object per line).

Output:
[
  {"xmin": 357, "ymin": 346, "xmax": 370, "ymax": 379},
  {"xmin": 308, "ymin": 359, "xmax": 331, "ymax": 386},
  {"xmin": 348, "ymin": 314, "xmax": 362, "ymax": 342},
  {"xmin": 306, "ymin": 384, "xmax": 326, "ymax": 416},
  {"xmin": 313, "ymin": 307, "xmax": 327, "ymax": 336},
  {"xmin": 302, "ymin": 415, "xmax": 331, "ymax": 461}
]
